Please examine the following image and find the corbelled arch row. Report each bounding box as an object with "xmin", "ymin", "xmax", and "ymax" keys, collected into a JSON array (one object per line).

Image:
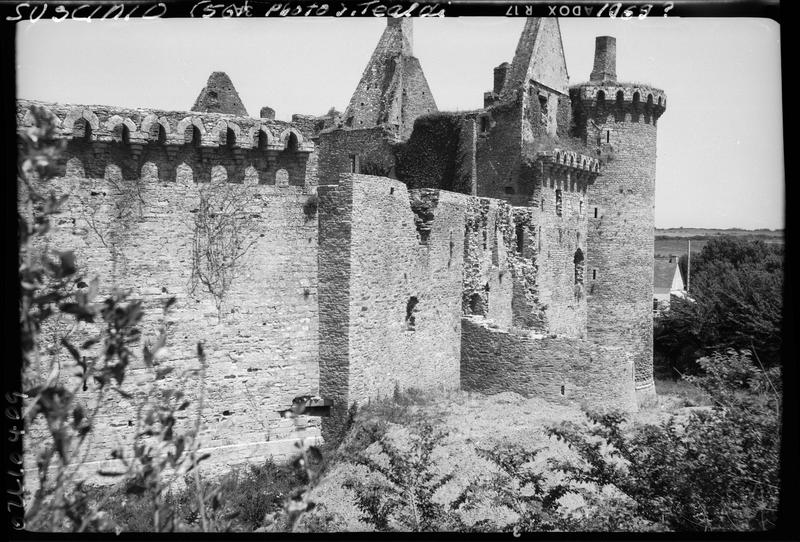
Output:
[{"xmin": 16, "ymin": 100, "xmax": 317, "ymax": 186}]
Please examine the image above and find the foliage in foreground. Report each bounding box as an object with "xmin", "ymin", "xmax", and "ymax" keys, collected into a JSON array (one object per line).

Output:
[
  {"xmin": 655, "ymin": 236, "xmax": 782, "ymax": 375},
  {"xmin": 73, "ymin": 457, "xmax": 310, "ymax": 532},
  {"xmin": 550, "ymin": 350, "xmax": 781, "ymax": 531},
  {"xmin": 300, "ymin": 350, "xmax": 780, "ymax": 533}
]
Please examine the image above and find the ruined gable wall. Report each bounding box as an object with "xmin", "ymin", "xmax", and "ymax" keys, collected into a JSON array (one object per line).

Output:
[
  {"xmin": 317, "ymin": 174, "xmax": 530, "ymax": 419},
  {"xmin": 461, "ymin": 317, "xmax": 636, "ymax": 412},
  {"xmin": 19, "ymin": 102, "xmax": 322, "ymax": 478}
]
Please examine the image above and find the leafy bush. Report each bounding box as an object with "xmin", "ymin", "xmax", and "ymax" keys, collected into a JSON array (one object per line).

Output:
[
  {"xmin": 549, "ymin": 349, "xmax": 781, "ymax": 531},
  {"xmin": 343, "ymin": 421, "xmax": 457, "ymax": 531},
  {"xmin": 655, "ymin": 236, "xmax": 783, "ymax": 375},
  {"xmin": 76, "ymin": 456, "xmax": 310, "ymax": 532}
]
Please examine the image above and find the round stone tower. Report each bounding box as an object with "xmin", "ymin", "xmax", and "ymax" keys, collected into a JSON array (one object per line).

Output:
[{"xmin": 570, "ymin": 36, "xmax": 667, "ymax": 405}]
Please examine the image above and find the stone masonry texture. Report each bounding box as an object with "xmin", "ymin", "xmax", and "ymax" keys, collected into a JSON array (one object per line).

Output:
[
  {"xmin": 461, "ymin": 317, "xmax": 636, "ymax": 412},
  {"xmin": 192, "ymin": 71, "xmax": 249, "ymax": 117},
  {"xmin": 18, "ymin": 17, "xmax": 666, "ymax": 479},
  {"xmin": 571, "ymin": 82, "xmax": 666, "ymax": 403}
]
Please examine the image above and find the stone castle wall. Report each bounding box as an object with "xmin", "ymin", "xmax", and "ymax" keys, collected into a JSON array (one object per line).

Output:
[
  {"xmin": 531, "ymin": 174, "xmax": 589, "ymax": 337},
  {"xmin": 316, "ymin": 126, "xmax": 398, "ymax": 185},
  {"xmin": 461, "ymin": 317, "xmax": 636, "ymax": 412},
  {"xmin": 19, "ymin": 102, "xmax": 323, "ymax": 478},
  {"xmin": 571, "ymin": 87, "xmax": 665, "ymax": 400},
  {"xmin": 475, "ymin": 101, "xmax": 523, "ymax": 201},
  {"xmin": 461, "ymin": 198, "xmax": 515, "ymax": 329},
  {"xmin": 17, "ymin": 20, "xmax": 666, "ymax": 489},
  {"xmin": 318, "ymin": 175, "xmax": 466, "ymax": 417}
]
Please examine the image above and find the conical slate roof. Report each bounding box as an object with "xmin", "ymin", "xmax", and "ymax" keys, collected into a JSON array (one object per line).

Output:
[{"xmin": 191, "ymin": 71, "xmax": 249, "ymax": 116}]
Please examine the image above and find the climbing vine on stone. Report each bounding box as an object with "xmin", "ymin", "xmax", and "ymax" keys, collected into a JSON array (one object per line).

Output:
[{"xmin": 189, "ymin": 183, "xmax": 259, "ymax": 321}]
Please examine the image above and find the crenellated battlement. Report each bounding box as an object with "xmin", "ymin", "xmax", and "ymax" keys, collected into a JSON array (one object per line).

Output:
[
  {"xmin": 569, "ymin": 84, "xmax": 667, "ymax": 123},
  {"xmin": 16, "ymin": 99, "xmax": 316, "ymax": 161}
]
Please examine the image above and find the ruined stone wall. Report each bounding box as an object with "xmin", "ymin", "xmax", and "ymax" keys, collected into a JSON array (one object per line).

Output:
[
  {"xmin": 531, "ymin": 174, "xmax": 588, "ymax": 337},
  {"xmin": 461, "ymin": 317, "xmax": 636, "ymax": 412},
  {"xmin": 395, "ymin": 113, "xmax": 474, "ymax": 194},
  {"xmin": 570, "ymin": 85, "xmax": 666, "ymax": 400},
  {"xmin": 475, "ymin": 101, "xmax": 523, "ymax": 201},
  {"xmin": 462, "ymin": 199, "xmax": 515, "ymax": 329},
  {"xmin": 317, "ymin": 175, "xmax": 463, "ymax": 413},
  {"xmin": 316, "ymin": 127, "xmax": 398, "ymax": 185},
  {"xmin": 19, "ymin": 101, "xmax": 322, "ymax": 478}
]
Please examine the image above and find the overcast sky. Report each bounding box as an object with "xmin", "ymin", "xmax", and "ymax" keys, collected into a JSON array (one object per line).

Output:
[{"xmin": 15, "ymin": 17, "xmax": 784, "ymax": 230}]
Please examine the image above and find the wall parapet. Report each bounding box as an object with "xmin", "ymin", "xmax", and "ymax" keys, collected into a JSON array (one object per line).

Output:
[
  {"xmin": 16, "ymin": 99, "xmax": 316, "ymax": 154},
  {"xmin": 570, "ymin": 83, "xmax": 667, "ymax": 110},
  {"xmin": 569, "ymin": 84, "xmax": 666, "ymax": 125}
]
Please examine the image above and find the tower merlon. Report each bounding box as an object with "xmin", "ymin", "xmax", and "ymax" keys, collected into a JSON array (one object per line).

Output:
[{"xmin": 570, "ymin": 84, "xmax": 667, "ymax": 120}]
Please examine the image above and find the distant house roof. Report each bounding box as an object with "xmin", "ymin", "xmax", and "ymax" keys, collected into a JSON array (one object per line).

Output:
[{"xmin": 654, "ymin": 257, "xmax": 684, "ymax": 295}]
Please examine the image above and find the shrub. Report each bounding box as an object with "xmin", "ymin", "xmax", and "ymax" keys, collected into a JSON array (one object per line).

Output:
[
  {"xmin": 548, "ymin": 349, "xmax": 781, "ymax": 531},
  {"xmin": 654, "ymin": 236, "xmax": 783, "ymax": 375}
]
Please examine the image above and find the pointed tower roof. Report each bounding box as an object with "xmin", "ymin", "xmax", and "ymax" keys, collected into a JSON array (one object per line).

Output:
[
  {"xmin": 342, "ymin": 19, "xmax": 437, "ymax": 140},
  {"xmin": 500, "ymin": 18, "xmax": 569, "ymax": 99},
  {"xmin": 191, "ymin": 71, "xmax": 249, "ymax": 116}
]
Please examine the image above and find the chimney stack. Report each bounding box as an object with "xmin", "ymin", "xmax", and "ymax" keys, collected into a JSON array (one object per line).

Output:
[
  {"xmin": 260, "ymin": 106, "xmax": 276, "ymax": 120},
  {"xmin": 590, "ymin": 36, "xmax": 617, "ymax": 84},
  {"xmin": 493, "ymin": 62, "xmax": 510, "ymax": 95}
]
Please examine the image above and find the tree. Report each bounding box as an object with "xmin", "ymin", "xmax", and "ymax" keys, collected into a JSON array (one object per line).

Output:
[{"xmin": 655, "ymin": 236, "xmax": 783, "ymax": 374}]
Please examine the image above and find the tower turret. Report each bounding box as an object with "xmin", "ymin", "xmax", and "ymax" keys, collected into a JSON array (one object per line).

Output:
[{"xmin": 570, "ymin": 37, "xmax": 667, "ymax": 405}]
